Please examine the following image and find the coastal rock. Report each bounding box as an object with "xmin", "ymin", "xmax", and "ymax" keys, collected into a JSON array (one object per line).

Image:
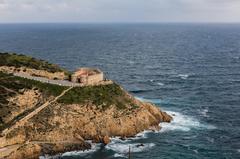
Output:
[
  {"xmin": 161, "ymin": 111, "xmax": 172, "ymax": 122},
  {"xmin": 6, "ymin": 142, "xmax": 91, "ymax": 159},
  {"xmin": 1, "ymin": 99, "xmax": 172, "ymax": 158},
  {"xmin": 92, "ymin": 135, "xmax": 101, "ymax": 143},
  {"xmin": 103, "ymin": 136, "xmax": 110, "ymax": 145},
  {"xmin": 6, "ymin": 144, "xmax": 42, "ymax": 159}
]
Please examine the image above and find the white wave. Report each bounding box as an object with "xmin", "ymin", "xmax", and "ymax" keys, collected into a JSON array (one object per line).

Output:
[
  {"xmin": 193, "ymin": 149, "xmax": 199, "ymax": 154},
  {"xmin": 136, "ymin": 96, "xmax": 216, "ymax": 131},
  {"xmin": 109, "ymin": 130, "xmax": 152, "ymax": 143},
  {"xmin": 199, "ymin": 108, "xmax": 209, "ymax": 117},
  {"xmin": 107, "ymin": 132, "xmax": 156, "ymax": 156},
  {"xmin": 135, "ymin": 130, "xmax": 152, "ymax": 138},
  {"xmin": 157, "ymin": 82, "xmax": 164, "ymax": 86},
  {"xmin": 106, "ymin": 101, "xmax": 216, "ymax": 157},
  {"xmin": 106, "ymin": 142, "xmax": 155, "ymax": 154},
  {"xmin": 178, "ymin": 74, "xmax": 189, "ymax": 79},
  {"xmin": 160, "ymin": 111, "xmax": 216, "ymax": 132},
  {"xmin": 61, "ymin": 142, "xmax": 101, "ymax": 157},
  {"xmin": 113, "ymin": 153, "xmax": 127, "ymax": 158}
]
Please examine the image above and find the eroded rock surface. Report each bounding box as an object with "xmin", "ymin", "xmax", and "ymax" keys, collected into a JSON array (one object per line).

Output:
[{"xmin": 1, "ymin": 93, "xmax": 172, "ymax": 158}]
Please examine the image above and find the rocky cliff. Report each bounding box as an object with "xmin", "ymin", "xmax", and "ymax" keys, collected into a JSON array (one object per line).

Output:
[{"xmin": 0, "ymin": 53, "xmax": 172, "ymax": 159}]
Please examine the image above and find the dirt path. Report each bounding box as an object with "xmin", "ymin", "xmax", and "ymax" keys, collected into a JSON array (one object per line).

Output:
[
  {"xmin": 0, "ymin": 86, "xmax": 73, "ymax": 158},
  {"xmin": 1, "ymin": 86, "xmax": 73, "ymax": 136}
]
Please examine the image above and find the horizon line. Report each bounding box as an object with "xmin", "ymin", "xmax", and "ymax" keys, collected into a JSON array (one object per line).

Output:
[{"xmin": 0, "ymin": 21, "xmax": 240, "ymax": 24}]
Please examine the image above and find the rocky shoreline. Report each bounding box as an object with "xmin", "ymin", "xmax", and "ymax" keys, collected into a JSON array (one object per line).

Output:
[
  {"xmin": 1, "ymin": 95, "xmax": 172, "ymax": 159},
  {"xmin": 0, "ymin": 53, "xmax": 172, "ymax": 159}
]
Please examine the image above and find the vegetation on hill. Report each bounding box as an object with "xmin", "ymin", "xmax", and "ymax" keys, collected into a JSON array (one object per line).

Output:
[
  {"xmin": 58, "ymin": 83, "xmax": 138, "ymax": 110},
  {"xmin": 0, "ymin": 72, "xmax": 67, "ymax": 131},
  {"xmin": 0, "ymin": 52, "xmax": 69, "ymax": 74}
]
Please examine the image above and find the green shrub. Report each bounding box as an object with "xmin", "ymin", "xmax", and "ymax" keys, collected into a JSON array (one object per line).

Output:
[{"xmin": 58, "ymin": 83, "xmax": 135, "ymax": 110}]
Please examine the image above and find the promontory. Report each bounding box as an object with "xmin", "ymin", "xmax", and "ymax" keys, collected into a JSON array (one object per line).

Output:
[{"xmin": 0, "ymin": 53, "xmax": 172, "ymax": 159}]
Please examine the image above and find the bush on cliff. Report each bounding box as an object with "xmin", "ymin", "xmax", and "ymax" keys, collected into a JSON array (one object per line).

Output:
[{"xmin": 57, "ymin": 83, "xmax": 136, "ymax": 110}]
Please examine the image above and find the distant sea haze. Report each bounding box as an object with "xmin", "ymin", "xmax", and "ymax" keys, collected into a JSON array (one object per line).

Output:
[{"xmin": 0, "ymin": 23, "xmax": 240, "ymax": 158}]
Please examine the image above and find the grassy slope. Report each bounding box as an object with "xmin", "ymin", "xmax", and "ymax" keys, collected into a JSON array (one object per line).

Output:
[
  {"xmin": 57, "ymin": 83, "xmax": 138, "ymax": 110},
  {"xmin": 0, "ymin": 52, "xmax": 68, "ymax": 74}
]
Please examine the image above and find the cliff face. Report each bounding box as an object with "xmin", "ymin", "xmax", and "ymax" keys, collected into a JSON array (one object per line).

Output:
[
  {"xmin": 2, "ymin": 97, "xmax": 171, "ymax": 159},
  {"xmin": 0, "ymin": 53, "xmax": 172, "ymax": 159}
]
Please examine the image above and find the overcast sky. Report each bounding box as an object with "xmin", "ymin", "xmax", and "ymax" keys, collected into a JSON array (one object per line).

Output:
[{"xmin": 0, "ymin": 0, "xmax": 240, "ymax": 23}]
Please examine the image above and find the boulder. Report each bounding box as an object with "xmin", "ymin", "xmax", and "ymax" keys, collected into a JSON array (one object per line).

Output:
[{"xmin": 102, "ymin": 136, "xmax": 110, "ymax": 145}]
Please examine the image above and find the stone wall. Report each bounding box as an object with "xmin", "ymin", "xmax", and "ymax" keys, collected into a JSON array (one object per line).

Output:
[
  {"xmin": 71, "ymin": 75, "xmax": 79, "ymax": 83},
  {"xmin": 0, "ymin": 66, "xmax": 66, "ymax": 80},
  {"xmin": 85, "ymin": 72, "xmax": 104, "ymax": 85},
  {"xmin": 71, "ymin": 68, "xmax": 104, "ymax": 85}
]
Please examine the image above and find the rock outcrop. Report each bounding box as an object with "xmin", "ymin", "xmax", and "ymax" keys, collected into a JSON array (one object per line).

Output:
[
  {"xmin": 1, "ymin": 96, "xmax": 172, "ymax": 158},
  {"xmin": 5, "ymin": 142, "xmax": 91, "ymax": 159}
]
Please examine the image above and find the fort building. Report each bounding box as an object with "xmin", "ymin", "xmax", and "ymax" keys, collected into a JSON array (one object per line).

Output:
[{"xmin": 71, "ymin": 67, "xmax": 104, "ymax": 85}]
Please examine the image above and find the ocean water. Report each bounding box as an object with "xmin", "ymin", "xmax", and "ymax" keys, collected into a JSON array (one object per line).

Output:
[{"xmin": 0, "ymin": 23, "xmax": 240, "ymax": 158}]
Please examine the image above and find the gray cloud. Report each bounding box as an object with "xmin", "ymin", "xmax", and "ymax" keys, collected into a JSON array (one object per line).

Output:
[{"xmin": 0, "ymin": 0, "xmax": 239, "ymax": 23}]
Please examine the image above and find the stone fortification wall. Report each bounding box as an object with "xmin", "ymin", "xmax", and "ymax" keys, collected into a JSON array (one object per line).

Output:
[
  {"xmin": 71, "ymin": 68, "xmax": 104, "ymax": 85},
  {"xmin": 86, "ymin": 72, "xmax": 104, "ymax": 85},
  {"xmin": 0, "ymin": 66, "xmax": 66, "ymax": 80}
]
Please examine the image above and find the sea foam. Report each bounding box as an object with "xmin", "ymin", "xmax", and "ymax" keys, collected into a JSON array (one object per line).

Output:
[
  {"xmin": 157, "ymin": 82, "xmax": 164, "ymax": 86},
  {"xmin": 160, "ymin": 111, "xmax": 216, "ymax": 132},
  {"xmin": 136, "ymin": 97, "xmax": 216, "ymax": 132},
  {"xmin": 178, "ymin": 74, "xmax": 189, "ymax": 79},
  {"xmin": 106, "ymin": 142, "xmax": 155, "ymax": 154},
  {"xmin": 61, "ymin": 142, "xmax": 101, "ymax": 157}
]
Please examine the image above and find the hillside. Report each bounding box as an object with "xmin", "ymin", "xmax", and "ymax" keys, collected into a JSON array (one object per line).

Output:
[
  {"xmin": 0, "ymin": 53, "xmax": 70, "ymax": 80},
  {"xmin": 0, "ymin": 53, "xmax": 172, "ymax": 159},
  {"xmin": 0, "ymin": 53, "xmax": 67, "ymax": 73}
]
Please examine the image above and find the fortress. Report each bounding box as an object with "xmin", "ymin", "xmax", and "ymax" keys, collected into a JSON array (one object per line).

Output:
[
  {"xmin": 71, "ymin": 67, "xmax": 104, "ymax": 85},
  {"xmin": 0, "ymin": 65, "xmax": 105, "ymax": 86}
]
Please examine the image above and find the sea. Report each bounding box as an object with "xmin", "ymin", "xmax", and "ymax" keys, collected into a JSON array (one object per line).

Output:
[{"xmin": 0, "ymin": 23, "xmax": 240, "ymax": 159}]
